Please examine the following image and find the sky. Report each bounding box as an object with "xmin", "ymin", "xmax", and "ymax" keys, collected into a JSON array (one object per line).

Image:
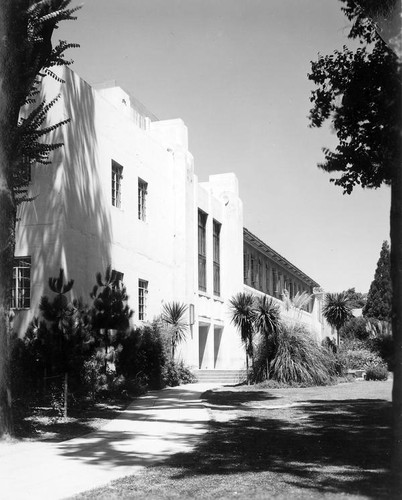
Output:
[{"xmin": 58, "ymin": 0, "xmax": 391, "ymax": 293}]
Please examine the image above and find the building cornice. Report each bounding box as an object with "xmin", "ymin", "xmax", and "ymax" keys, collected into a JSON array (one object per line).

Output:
[{"xmin": 243, "ymin": 227, "xmax": 320, "ymax": 288}]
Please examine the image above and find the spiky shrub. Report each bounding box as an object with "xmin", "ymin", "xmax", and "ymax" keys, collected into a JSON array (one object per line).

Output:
[
  {"xmin": 269, "ymin": 323, "xmax": 336, "ymax": 386},
  {"xmin": 161, "ymin": 302, "xmax": 188, "ymax": 359},
  {"xmin": 229, "ymin": 292, "xmax": 256, "ymax": 383},
  {"xmin": 322, "ymin": 292, "xmax": 353, "ymax": 345},
  {"xmin": 253, "ymin": 296, "xmax": 281, "ymax": 382}
]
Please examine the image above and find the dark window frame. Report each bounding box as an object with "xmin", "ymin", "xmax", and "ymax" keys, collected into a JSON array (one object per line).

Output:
[
  {"xmin": 138, "ymin": 178, "xmax": 148, "ymax": 221},
  {"xmin": 198, "ymin": 210, "xmax": 207, "ymax": 292},
  {"xmin": 213, "ymin": 220, "xmax": 221, "ymax": 296},
  {"xmin": 111, "ymin": 160, "xmax": 123, "ymax": 208},
  {"xmin": 11, "ymin": 257, "xmax": 31, "ymax": 309},
  {"xmin": 138, "ymin": 279, "xmax": 148, "ymax": 320}
]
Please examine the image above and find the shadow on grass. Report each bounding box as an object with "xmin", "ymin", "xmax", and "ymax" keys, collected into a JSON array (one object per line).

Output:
[
  {"xmin": 165, "ymin": 396, "xmax": 392, "ymax": 499},
  {"xmin": 13, "ymin": 398, "xmax": 129, "ymax": 441},
  {"xmin": 202, "ymin": 390, "xmax": 280, "ymax": 406}
]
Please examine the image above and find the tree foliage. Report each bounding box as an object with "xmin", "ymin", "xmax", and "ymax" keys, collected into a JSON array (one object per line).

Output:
[
  {"xmin": 323, "ymin": 292, "xmax": 353, "ymax": 344},
  {"xmin": 229, "ymin": 292, "xmax": 256, "ymax": 383},
  {"xmin": 9, "ymin": 1, "xmax": 80, "ymax": 205},
  {"xmin": 308, "ymin": 1, "xmax": 401, "ymax": 490},
  {"xmin": 0, "ymin": 0, "xmax": 80, "ymax": 436},
  {"xmin": 308, "ymin": 1, "xmax": 400, "ymax": 194},
  {"xmin": 90, "ymin": 265, "xmax": 133, "ymax": 333},
  {"xmin": 363, "ymin": 241, "xmax": 392, "ymax": 321},
  {"xmin": 341, "ymin": 287, "xmax": 367, "ymax": 309}
]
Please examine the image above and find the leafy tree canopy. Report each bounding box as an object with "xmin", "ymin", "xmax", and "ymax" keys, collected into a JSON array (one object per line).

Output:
[
  {"xmin": 308, "ymin": 0, "xmax": 400, "ymax": 194},
  {"xmin": 340, "ymin": 287, "xmax": 367, "ymax": 309}
]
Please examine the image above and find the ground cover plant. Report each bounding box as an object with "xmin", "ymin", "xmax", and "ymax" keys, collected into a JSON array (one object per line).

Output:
[{"xmin": 71, "ymin": 380, "xmax": 393, "ymax": 500}]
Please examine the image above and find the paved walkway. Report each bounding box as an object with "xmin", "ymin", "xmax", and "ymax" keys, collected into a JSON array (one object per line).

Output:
[{"xmin": 0, "ymin": 383, "xmax": 217, "ymax": 500}]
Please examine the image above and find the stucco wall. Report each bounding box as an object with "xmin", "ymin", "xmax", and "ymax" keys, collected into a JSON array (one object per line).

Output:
[{"xmin": 13, "ymin": 67, "xmax": 329, "ymax": 371}]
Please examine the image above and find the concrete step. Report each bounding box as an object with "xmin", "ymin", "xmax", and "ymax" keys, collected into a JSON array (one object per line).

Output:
[{"xmin": 193, "ymin": 369, "xmax": 247, "ymax": 385}]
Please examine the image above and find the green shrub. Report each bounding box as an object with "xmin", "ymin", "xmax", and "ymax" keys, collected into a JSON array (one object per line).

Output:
[
  {"xmin": 365, "ymin": 364, "xmax": 388, "ymax": 381},
  {"xmin": 116, "ymin": 322, "xmax": 168, "ymax": 390},
  {"xmin": 368, "ymin": 332, "xmax": 394, "ymax": 371},
  {"xmin": 337, "ymin": 347, "xmax": 384, "ymax": 371},
  {"xmin": 268, "ymin": 323, "xmax": 337, "ymax": 386},
  {"xmin": 162, "ymin": 360, "xmax": 196, "ymax": 387},
  {"xmin": 340, "ymin": 316, "xmax": 371, "ymax": 342}
]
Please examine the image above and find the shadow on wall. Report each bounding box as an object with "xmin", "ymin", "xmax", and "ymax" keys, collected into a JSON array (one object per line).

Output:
[{"xmin": 14, "ymin": 68, "xmax": 112, "ymax": 334}]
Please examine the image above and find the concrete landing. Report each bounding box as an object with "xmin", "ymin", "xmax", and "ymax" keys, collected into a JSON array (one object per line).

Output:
[{"xmin": 0, "ymin": 383, "xmax": 217, "ymax": 500}]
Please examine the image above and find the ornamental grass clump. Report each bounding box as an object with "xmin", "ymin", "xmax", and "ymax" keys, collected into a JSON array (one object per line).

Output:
[{"xmin": 269, "ymin": 323, "xmax": 336, "ymax": 386}]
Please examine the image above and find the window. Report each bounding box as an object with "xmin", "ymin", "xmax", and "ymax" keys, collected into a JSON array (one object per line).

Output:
[
  {"xmin": 11, "ymin": 257, "xmax": 31, "ymax": 309},
  {"xmin": 111, "ymin": 269, "xmax": 124, "ymax": 288},
  {"xmin": 272, "ymin": 268, "xmax": 278, "ymax": 298},
  {"xmin": 138, "ymin": 279, "xmax": 148, "ymax": 320},
  {"xmin": 111, "ymin": 161, "xmax": 123, "ymax": 208},
  {"xmin": 198, "ymin": 210, "xmax": 207, "ymax": 292},
  {"xmin": 213, "ymin": 220, "xmax": 221, "ymax": 296},
  {"xmin": 265, "ymin": 264, "xmax": 270, "ymax": 294},
  {"xmin": 251, "ymin": 257, "xmax": 257, "ymax": 286},
  {"xmin": 243, "ymin": 252, "xmax": 250, "ymax": 283},
  {"xmin": 138, "ymin": 178, "xmax": 148, "ymax": 221}
]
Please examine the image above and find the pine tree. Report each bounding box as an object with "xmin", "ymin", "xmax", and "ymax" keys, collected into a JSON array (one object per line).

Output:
[{"xmin": 363, "ymin": 241, "xmax": 392, "ymax": 321}]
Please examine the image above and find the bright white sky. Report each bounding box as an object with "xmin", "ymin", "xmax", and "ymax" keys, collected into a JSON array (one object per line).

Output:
[{"xmin": 58, "ymin": 0, "xmax": 390, "ymax": 293}]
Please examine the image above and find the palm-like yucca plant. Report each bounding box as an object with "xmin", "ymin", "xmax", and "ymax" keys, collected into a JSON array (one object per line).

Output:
[
  {"xmin": 322, "ymin": 292, "xmax": 353, "ymax": 346},
  {"xmin": 269, "ymin": 322, "xmax": 336, "ymax": 386},
  {"xmin": 229, "ymin": 292, "xmax": 256, "ymax": 384},
  {"xmin": 161, "ymin": 302, "xmax": 188, "ymax": 359},
  {"xmin": 253, "ymin": 296, "xmax": 281, "ymax": 379},
  {"xmin": 282, "ymin": 289, "xmax": 312, "ymax": 321}
]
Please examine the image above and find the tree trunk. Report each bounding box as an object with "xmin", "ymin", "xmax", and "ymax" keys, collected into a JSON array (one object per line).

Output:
[
  {"xmin": 246, "ymin": 354, "xmax": 249, "ymax": 385},
  {"xmin": 391, "ymin": 142, "xmax": 402, "ymax": 495},
  {"xmin": 0, "ymin": 1, "xmax": 23, "ymax": 438},
  {"xmin": 0, "ymin": 190, "xmax": 16, "ymax": 436},
  {"xmin": 63, "ymin": 372, "xmax": 68, "ymax": 419}
]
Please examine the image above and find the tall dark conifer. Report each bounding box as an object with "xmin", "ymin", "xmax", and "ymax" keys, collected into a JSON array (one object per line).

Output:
[{"xmin": 363, "ymin": 241, "xmax": 392, "ymax": 321}]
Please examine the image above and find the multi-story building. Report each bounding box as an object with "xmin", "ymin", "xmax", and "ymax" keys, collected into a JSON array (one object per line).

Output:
[{"xmin": 12, "ymin": 67, "xmax": 331, "ymax": 374}]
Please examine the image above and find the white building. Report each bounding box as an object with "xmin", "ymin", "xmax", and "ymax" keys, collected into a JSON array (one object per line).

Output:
[{"xmin": 13, "ymin": 68, "xmax": 331, "ymax": 375}]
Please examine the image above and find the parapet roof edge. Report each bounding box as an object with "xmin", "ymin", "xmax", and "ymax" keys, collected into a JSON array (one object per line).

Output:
[
  {"xmin": 243, "ymin": 227, "xmax": 320, "ymax": 288},
  {"xmin": 93, "ymin": 79, "xmax": 159, "ymax": 122}
]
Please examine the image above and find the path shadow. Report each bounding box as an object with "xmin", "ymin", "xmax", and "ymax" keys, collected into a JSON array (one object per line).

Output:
[{"xmin": 56, "ymin": 387, "xmax": 210, "ymax": 468}]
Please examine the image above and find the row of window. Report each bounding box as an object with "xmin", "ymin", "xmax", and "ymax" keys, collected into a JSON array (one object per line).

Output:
[
  {"xmin": 111, "ymin": 160, "xmax": 147, "ymax": 221},
  {"xmin": 198, "ymin": 210, "xmax": 221, "ymax": 296},
  {"xmin": 243, "ymin": 250, "xmax": 311, "ymax": 309},
  {"xmin": 11, "ymin": 257, "xmax": 149, "ymax": 320}
]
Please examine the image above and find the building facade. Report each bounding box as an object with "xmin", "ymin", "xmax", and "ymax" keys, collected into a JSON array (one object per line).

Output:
[{"xmin": 13, "ymin": 68, "xmax": 331, "ymax": 372}]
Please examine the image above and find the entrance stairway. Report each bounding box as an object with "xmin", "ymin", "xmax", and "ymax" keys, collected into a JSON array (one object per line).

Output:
[{"xmin": 193, "ymin": 369, "xmax": 247, "ymax": 385}]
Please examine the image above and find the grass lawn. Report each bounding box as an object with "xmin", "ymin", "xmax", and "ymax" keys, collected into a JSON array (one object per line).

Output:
[{"xmin": 72, "ymin": 380, "xmax": 394, "ymax": 500}]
